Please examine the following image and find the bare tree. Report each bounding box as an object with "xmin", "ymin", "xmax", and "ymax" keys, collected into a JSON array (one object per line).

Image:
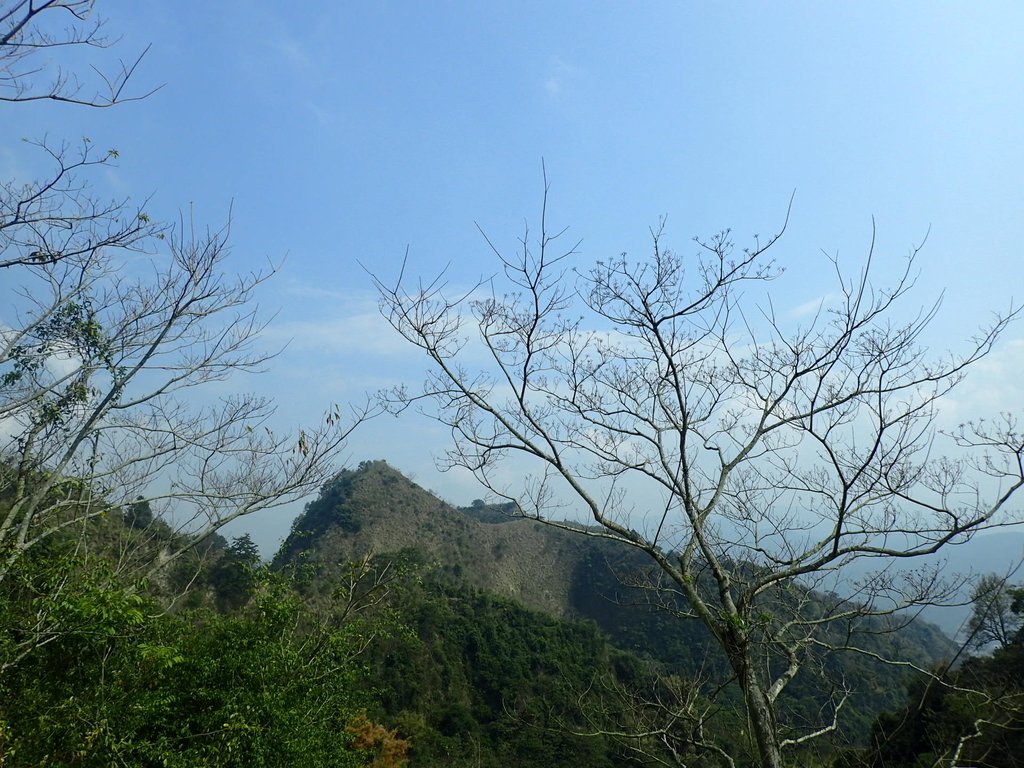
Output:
[
  {"xmin": 567, "ymin": 668, "xmax": 745, "ymax": 768},
  {"xmin": 1, "ymin": 0, "xmax": 154, "ymax": 106},
  {"xmin": 376, "ymin": 181, "xmax": 1024, "ymax": 767},
  {"xmin": 0, "ymin": 139, "xmax": 154, "ymax": 270},
  {"xmin": 0, "ymin": 4, "xmax": 370, "ymax": 672},
  {"xmin": 0, "ymin": 206, "xmax": 373, "ymax": 670}
]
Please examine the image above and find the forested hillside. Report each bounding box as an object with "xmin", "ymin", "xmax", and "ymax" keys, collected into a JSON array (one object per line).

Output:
[
  {"xmin": 275, "ymin": 461, "xmax": 959, "ymax": 754},
  {"xmin": 3, "ymin": 459, "xmax": 1022, "ymax": 766},
  {"xmin": 0, "ymin": 471, "xmax": 716, "ymax": 766}
]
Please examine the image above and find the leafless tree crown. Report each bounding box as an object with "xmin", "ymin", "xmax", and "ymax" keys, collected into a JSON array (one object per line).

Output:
[{"xmin": 376, "ymin": 183, "xmax": 1024, "ymax": 767}]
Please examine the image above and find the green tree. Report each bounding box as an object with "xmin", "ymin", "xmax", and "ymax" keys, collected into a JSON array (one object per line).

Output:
[
  {"xmin": 366, "ymin": 575, "xmax": 663, "ymax": 767},
  {"xmin": 866, "ymin": 643, "xmax": 1024, "ymax": 767},
  {"xmin": 123, "ymin": 495, "xmax": 154, "ymax": 529},
  {"xmin": 210, "ymin": 534, "xmax": 263, "ymax": 610},
  {"xmin": 0, "ymin": 564, "xmax": 395, "ymax": 767},
  {"xmin": 966, "ymin": 574, "xmax": 1024, "ymax": 651}
]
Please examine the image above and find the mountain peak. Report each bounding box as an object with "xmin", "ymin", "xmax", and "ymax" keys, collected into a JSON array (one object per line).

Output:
[{"xmin": 273, "ymin": 460, "xmax": 591, "ymax": 616}]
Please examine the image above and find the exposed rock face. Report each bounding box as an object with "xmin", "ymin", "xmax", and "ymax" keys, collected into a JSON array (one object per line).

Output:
[{"xmin": 274, "ymin": 460, "xmax": 597, "ymax": 617}]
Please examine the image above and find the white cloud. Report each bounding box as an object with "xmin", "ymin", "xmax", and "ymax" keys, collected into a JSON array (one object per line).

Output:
[
  {"xmin": 543, "ymin": 56, "xmax": 580, "ymax": 97},
  {"xmin": 787, "ymin": 292, "xmax": 835, "ymax": 320},
  {"xmin": 44, "ymin": 347, "xmax": 82, "ymax": 380},
  {"xmin": 934, "ymin": 336, "xmax": 1024, "ymax": 428},
  {"xmin": 265, "ymin": 308, "xmax": 412, "ymax": 359},
  {"xmin": 0, "ymin": 411, "xmax": 23, "ymax": 452},
  {"xmin": 283, "ymin": 282, "xmax": 353, "ymax": 302}
]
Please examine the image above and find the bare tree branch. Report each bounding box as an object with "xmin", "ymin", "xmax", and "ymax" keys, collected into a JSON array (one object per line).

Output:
[
  {"xmin": 375, "ymin": 187, "xmax": 1023, "ymax": 767},
  {"xmin": 1, "ymin": 0, "xmax": 158, "ymax": 107}
]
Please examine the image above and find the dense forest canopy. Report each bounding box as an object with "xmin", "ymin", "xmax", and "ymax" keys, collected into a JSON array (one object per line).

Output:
[{"xmin": 4, "ymin": 459, "xmax": 1021, "ymax": 766}]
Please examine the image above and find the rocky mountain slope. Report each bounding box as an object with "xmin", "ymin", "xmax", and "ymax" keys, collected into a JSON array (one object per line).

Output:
[
  {"xmin": 274, "ymin": 460, "xmax": 602, "ymax": 617},
  {"xmin": 275, "ymin": 460, "xmax": 954, "ymax": 665}
]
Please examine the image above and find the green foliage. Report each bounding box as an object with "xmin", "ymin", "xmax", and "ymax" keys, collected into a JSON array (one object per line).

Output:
[
  {"xmin": 966, "ymin": 574, "xmax": 1024, "ymax": 650},
  {"xmin": 123, "ymin": 495, "xmax": 155, "ymax": 529},
  {"xmin": 459, "ymin": 498, "xmax": 519, "ymax": 524},
  {"xmin": 270, "ymin": 459, "xmax": 960, "ymax": 764},
  {"xmin": 209, "ymin": 534, "xmax": 262, "ymax": 610},
  {"xmin": 0, "ymin": 561, "xmax": 387, "ymax": 767},
  {"xmin": 364, "ymin": 576, "xmax": 655, "ymax": 767},
  {"xmin": 0, "ymin": 460, "xmax": 977, "ymax": 768},
  {"xmin": 863, "ymin": 582, "xmax": 1024, "ymax": 768},
  {"xmin": 276, "ymin": 467, "xmax": 367, "ymax": 565}
]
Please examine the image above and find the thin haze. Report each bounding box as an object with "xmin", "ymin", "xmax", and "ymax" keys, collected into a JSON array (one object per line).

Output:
[{"xmin": 4, "ymin": 2, "xmax": 1023, "ymax": 553}]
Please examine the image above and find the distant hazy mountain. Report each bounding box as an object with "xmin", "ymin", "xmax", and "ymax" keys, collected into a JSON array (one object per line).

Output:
[{"xmin": 837, "ymin": 531, "xmax": 1024, "ymax": 640}]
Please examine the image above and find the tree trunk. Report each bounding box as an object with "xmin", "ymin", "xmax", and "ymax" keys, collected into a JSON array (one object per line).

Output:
[{"xmin": 732, "ymin": 643, "xmax": 785, "ymax": 768}]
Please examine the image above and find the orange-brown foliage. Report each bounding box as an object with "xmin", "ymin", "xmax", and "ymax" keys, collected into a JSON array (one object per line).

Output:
[{"xmin": 346, "ymin": 712, "xmax": 410, "ymax": 768}]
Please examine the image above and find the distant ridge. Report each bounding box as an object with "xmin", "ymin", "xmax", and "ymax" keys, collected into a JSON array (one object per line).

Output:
[
  {"xmin": 273, "ymin": 460, "xmax": 958, "ymax": 737},
  {"xmin": 277, "ymin": 461, "xmax": 952, "ymax": 646},
  {"xmin": 274, "ymin": 460, "xmax": 596, "ymax": 616}
]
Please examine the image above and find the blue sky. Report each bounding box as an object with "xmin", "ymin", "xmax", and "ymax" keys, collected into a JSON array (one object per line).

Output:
[{"xmin": 5, "ymin": 1, "xmax": 1024, "ymax": 553}]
